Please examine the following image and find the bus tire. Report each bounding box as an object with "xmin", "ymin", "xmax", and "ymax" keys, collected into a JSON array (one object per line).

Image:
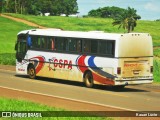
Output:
[
  {"xmin": 84, "ymin": 71, "xmax": 94, "ymax": 88},
  {"xmin": 28, "ymin": 65, "xmax": 36, "ymax": 79}
]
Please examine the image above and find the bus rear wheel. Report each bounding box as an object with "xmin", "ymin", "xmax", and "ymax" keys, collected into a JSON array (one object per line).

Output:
[
  {"xmin": 84, "ymin": 71, "xmax": 94, "ymax": 88},
  {"xmin": 28, "ymin": 65, "xmax": 36, "ymax": 79}
]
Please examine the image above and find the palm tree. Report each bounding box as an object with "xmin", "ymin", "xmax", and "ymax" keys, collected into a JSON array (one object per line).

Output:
[
  {"xmin": 112, "ymin": 11, "xmax": 128, "ymax": 31},
  {"xmin": 112, "ymin": 7, "xmax": 141, "ymax": 33}
]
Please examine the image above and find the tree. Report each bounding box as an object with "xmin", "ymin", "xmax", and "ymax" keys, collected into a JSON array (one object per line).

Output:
[
  {"xmin": 2, "ymin": 0, "xmax": 78, "ymax": 16},
  {"xmin": 3, "ymin": 0, "xmax": 18, "ymax": 13},
  {"xmin": 88, "ymin": 8, "xmax": 102, "ymax": 17},
  {"xmin": 112, "ymin": 7, "xmax": 141, "ymax": 33},
  {"xmin": 0, "ymin": 0, "xmax": 2, "ymax": 15},
  {"xmin": 112, "ymin": 11, "xmax": 128, "ymax": 31},
  {"xmin": 26, "ymin": 0, "xmax": 40, "ymax": 15},
  {"xmin": 14, "ymin": 0, "xmax": 17, "ymax": 13},
  {"xmin": 88, "ymin": 6, "xmax": 125, "ymax": 18},
  {"xmin": 58, "ymin": 0, "xmax": 78, "ymax": 16},
  {"xmin": 2, "ymin": 0, "xmax": 7, "ymax": 12}
]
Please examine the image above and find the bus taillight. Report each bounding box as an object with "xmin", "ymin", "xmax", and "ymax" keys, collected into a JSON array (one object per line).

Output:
[
  {"xmin": 151, "ymin": 66, "xmax": 153, "ymax": 73},
  {"xmin": 117, "ymin": 67, "xmax": 121, "ymax": 75}
]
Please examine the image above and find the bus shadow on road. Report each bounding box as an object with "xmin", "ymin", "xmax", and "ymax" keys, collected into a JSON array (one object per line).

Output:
[
  {"xmin": 93, "ymin": 84, "xmax": 149, "ymax": 92},
  {"xmin": 15, "ymin": 75, "xmax": 149, "ymax": 93}
]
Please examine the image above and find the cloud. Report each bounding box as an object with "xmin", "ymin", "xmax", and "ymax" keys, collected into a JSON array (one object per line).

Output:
[{"xmin": 144, "ymin": 2, "xmax": 160, "ymax": 12}]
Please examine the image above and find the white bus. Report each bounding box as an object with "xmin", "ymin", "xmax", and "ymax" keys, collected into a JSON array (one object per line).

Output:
[{"xmin": 15, "ymin": 29, "xmax": 153, "ymax": 89}]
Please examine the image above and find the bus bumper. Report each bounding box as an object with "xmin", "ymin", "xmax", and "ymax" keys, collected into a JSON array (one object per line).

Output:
[{"xmin": 114, "ymin": 79, "xmax": 153, "ymax": 85}]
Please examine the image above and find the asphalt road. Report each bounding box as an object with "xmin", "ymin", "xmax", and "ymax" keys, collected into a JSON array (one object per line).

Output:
[{"xmin": 0, "ymin": 69, "xmax": 160, "ymax": 111}]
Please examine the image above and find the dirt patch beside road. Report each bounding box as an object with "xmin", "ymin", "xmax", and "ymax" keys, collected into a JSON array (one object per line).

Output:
[
  {"xmin": 1, "ymin": 14, "xmax": 47, "ymax": 29},
  {"xmin": 0, "ymin": 65, "xmax": 15, "ymax": 71}
]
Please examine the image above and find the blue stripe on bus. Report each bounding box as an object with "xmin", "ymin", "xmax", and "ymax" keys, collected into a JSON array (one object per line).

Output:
[{"xmin": 88, "ymin": 56, "xmax": 116, "ymax": 79}]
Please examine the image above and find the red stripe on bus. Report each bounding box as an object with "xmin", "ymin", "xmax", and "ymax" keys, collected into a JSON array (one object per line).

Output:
[
  {"xmin": 31, "ymin": 56, "xmax": 45, "ymax": 74},
  {"xmin": 92, "ymin": 72, "xmax": 115, "ymax": 85},
  {"xmin": 77, "ymin": 55, "xmax": 88, "ymax": 73}
]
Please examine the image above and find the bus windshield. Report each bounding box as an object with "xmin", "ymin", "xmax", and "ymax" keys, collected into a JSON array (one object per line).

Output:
[{"xmin": 15, "ymin": 34, "xmax": 27, "ymax": 62}]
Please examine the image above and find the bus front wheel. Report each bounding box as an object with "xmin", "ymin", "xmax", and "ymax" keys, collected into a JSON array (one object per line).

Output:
[
  {"xmin": 84, "ymin": 71, "xmax": 94, "ymax": 88},
  {"xmin": 28, "ymin": 65, "xmax": 36, "ymax": 79}
]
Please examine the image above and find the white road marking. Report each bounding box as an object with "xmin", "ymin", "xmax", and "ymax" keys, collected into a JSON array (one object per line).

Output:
[
  {"xmin": 10, "ymin": 75, "xmax": 129, "ymax": 98},
  {"xmin": 0, "ymin": 85, "xmax": 136, "ymax": 111}
]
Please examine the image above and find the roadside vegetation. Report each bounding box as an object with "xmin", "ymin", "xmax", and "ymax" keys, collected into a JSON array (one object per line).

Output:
[
  {"xmin": 0, "ymin": 16, "xmax": 34, "ymax": 65},
  {"xmin": 0, "ymin": 14, "xmax": 160, "ymax": 83},
  {"xmin": 154, "ymin": 59, "xmax": 160, "ymax": 83},
  {"xmin": 1, "ymin": 0, "xmax": 78, "ymax": 16},
  {"xmin": 154, "ymin": 48, "xmax": 160, "ymax": 83},
  {"xmin": 5, "ymin": 13, "xmax": 160, "ymax": 46},
  {"xmin": 0, "ymin": 97, "xmax": 111, "ymax": 120}
]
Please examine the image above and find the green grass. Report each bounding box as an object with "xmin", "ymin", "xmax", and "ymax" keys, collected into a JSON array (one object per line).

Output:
[
  {"xmin": 0, "ymin": 16, "xmax": 34, "ymax": 65},
  {"xmin": 153, "ymin": 48, "xmax": 160, "ymax": 83},
  {"xmin": 0, "ymin": 16, "xmax": 34, "ymax": 53},
  {"xmin": 154, "ymin": 48, "xmax": 160, "ymax": 57},
  {"xmin": 0, "ymin": 97, "xmax": 111, "ymax": 120},
  {"xmin": 134, "ymin": 20, "xmax": 160, "ymax": 47},
  {"xmin": 0, "ymin": 97, "xmax": 61, "ymax": 111},
  {"xmin": 154, "ymin": 59, "xmax": 160, "ymax": 83},
  {"xmin": 4, "ymin": 14, "xmax": 123, "ymax": 32},
  {"xmin": 5, "ymin": 13, "xmax": 160, "ymax": 47},
  {"xmin": 0, "ymin": 53, "xmax": 15, "ymax": 65}
]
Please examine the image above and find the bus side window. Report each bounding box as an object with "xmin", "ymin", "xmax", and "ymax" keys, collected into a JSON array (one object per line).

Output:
[
  {"xmin": 99, "ymin": 40, "xmax": 106, "ymax": 55},
  {"xmin": 41, "ymin": 37, "xmax": 44, "ymax": 48},
  {"xmin": 68, "ymin": 38, "xmax": 76, "ymax": 52},
  {"xmin": 36, "ymin": 36, "xmax": 41, "ymax": 48},
  {"xmin": 55, "ymin": 37, "xmax": 66, "ymax": 51},
  {"xmin": 99, "ymin": 40, "xmax": 115, "ymax": 56},
  {"xmin": 77, "ymin": 39, "xmax": 82, "ymax": 52},
  {"xmin": 47, "ymin": 37, "xmax": 54, "ymax": 50},
  {"xmin": 83, "ymin": 40, "xmax": 91, "ymax": 53},
  {"xmin": 64, "ymin": 38, "xmax": 68, "ymax": 51},
  {"xmin": 91, "ymin": 40, "xmax": 98, "ymax": 54},
  {"xmin": 31, "ymin": 35, "xmax": 38, "ymax": 49},
  {"xmin": 51, "ymin": 38, "xmax": 55, "ymax": 50},
  {"xmin": 107, "ymin": 41, "xmax": 114, "ymax": 55},
  {"xmin": 41, "ymin": 37, "xmax": 47, "ymax": 49}
]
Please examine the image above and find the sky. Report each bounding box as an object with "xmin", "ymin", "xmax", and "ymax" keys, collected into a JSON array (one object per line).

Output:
[{"xmin": 77, "ymin": 0, "xmax": 160, "ymax": 20}]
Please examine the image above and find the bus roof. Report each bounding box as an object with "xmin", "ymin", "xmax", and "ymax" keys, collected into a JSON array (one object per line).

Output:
[{"xmin": 18, "ymin": 29, "xmax": 150, "ymax": 40}]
